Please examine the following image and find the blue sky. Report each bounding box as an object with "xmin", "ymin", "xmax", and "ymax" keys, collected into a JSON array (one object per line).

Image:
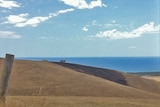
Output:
[{"xmin": 0, "ymin": 0, "xmax": 159, "ymax": 57}]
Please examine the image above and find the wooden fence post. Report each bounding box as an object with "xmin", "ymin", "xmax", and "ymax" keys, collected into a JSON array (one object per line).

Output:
[{"xmin": 0, "ymin": 54, "xmax": 14, "ymax": 102}]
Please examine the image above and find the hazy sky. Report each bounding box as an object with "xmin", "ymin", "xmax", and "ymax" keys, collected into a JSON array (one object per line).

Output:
[{"xmin": 0, "ymin": 0, "xmax": 159, "ymax": 57}]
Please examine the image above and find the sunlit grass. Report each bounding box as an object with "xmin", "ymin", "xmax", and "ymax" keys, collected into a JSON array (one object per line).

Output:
[
  {"xmin": 0, "ymin": 96, "xmax": 159, "ymax": 107},
  {"xmin": 142, "ymin": 76, "xmax": 160, "ymax": 82}
]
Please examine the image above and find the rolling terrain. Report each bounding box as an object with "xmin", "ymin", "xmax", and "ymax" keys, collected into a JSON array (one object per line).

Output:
[
  {"xmin": 55, "ymin": 62, "xmax": 160, "ymax": 94},
  {"xmin": 0, "ymin": 58, "xmax": 160, "ymax": 107},
  {"xmin": 130, "ymin": 72, "xmax": 160, "ymax": 82}
]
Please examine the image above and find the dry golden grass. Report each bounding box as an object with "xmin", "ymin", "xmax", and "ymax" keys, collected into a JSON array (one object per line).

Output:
[
  {"xmin": 122, "ymin": 73, "xmax": 160, "ymax": 94},
  {"xmin": 0, "ymin": 96, "xmax": 159, "ymax": 107},
  {"xmin": 142, "ymin": 76, "xmax": 160, "ymax": 82},
  {"xmin": 0, "ymin": 58, "xmax": 160, "ymax": 107},
  {"xmin": 1, "ymin": 59, "xmax": 157, "ymax": 98},
  {"xmin": 0, "ymin": 58, "xmax": 159, "ymax": 98},
  {"xmin": 56, "ymin": 62, "xmax": 160, "ymax": 94}
]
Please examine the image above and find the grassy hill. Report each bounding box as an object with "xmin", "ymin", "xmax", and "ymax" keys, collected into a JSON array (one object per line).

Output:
[
  {"xmin": 0, "ymin": 58, "xmax": 159, "ymax": 98},
  {"xmin": 55, "ymin": 62, "xmax": 160, "ymax": 94},
  {"xmin": 0, "ymin": 58, "xmax": 160, "ymax": 107},
  {"xmin": 129, "ymin": 72, "xmax": 160, "ymax": 82}
]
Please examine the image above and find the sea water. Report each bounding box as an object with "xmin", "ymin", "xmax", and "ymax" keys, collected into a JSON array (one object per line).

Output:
[{"xmin": 17, "ymin": 57, "xmax": 160, "ymax": 73}]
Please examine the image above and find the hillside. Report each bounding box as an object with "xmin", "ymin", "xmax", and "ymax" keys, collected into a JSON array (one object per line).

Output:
[
  {"xmin": 130, "ymin": 72, "xmax": 160, "ymax": 82},
  {"xmin": 0, "ymin": 58, "xmax": 160, "ymax": 99},
  {"xmin": 55, "ymin": 62, "xmax": 160, "ymax": 94}
]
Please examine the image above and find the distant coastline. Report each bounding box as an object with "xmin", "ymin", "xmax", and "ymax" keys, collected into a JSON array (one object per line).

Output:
[
  {"xmin": 16, "ymin": 57, "xmax": 160, "ymax": 73},
  {"xmin": 130, "ymin": 72, "xmax": 160, "ymax": 76}
]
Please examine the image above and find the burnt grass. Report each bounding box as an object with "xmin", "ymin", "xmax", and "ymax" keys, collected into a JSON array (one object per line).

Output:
[{"xmin": 54, "ymin": 62, "xmax": 128, "ymax": 86}]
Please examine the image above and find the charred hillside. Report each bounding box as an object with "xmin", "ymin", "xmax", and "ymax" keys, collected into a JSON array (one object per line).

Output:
[{"xmin": 54, "ymin": 62, "xmax": 128, "ymax": 85}]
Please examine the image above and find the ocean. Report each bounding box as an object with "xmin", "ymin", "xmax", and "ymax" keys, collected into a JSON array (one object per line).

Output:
[{"xmin": 17, "ymin": 57, "xmax": 160, "ymax": 73}]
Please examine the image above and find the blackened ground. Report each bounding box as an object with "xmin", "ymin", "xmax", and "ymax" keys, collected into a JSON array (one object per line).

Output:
[{"xmin": 54, "ymin": 62, "xmax": 128, "ymax": 86}]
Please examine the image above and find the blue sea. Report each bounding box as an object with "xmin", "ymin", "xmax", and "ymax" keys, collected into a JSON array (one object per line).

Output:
[{"xmin": 17, "ymin": 57, "xmax": 160, "ymax": 73}]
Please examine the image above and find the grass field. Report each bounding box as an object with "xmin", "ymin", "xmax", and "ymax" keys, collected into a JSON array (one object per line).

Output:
[
  {"xmin": 142, "ymin": 76, "xmax": 160, "ymax": 82},
  {"xmin": 0, "ymin": 96, "xmax": 159, "ymax": 107},
  {"xmin": 0, "ymin": 58, "xmax": 160, "ymax": 107}
]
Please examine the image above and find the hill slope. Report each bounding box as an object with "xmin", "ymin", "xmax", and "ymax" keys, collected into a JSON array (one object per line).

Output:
[
  {"xmin": 55, "ymin": 62, "xmax": 160, "ymax": 94},
  {"xmin": 0, "ymin": 58, "xmax": 159, "ymax": 98}
]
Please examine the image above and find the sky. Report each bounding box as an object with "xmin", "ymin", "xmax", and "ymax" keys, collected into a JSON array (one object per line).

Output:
[{"xmin": 0, "ymin": 0, "xmax": 160, "ymax": 57}]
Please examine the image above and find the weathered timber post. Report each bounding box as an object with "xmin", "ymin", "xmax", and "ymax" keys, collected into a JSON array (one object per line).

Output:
[{"xmin": 0, "ymin": 54, "xmax": 14, "ymax": 102}]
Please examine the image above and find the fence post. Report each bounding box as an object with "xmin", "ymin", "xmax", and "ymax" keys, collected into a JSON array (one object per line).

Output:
[{"xmin": 0, "ymin": 54, "xmax": 14, "ymax": 102}]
